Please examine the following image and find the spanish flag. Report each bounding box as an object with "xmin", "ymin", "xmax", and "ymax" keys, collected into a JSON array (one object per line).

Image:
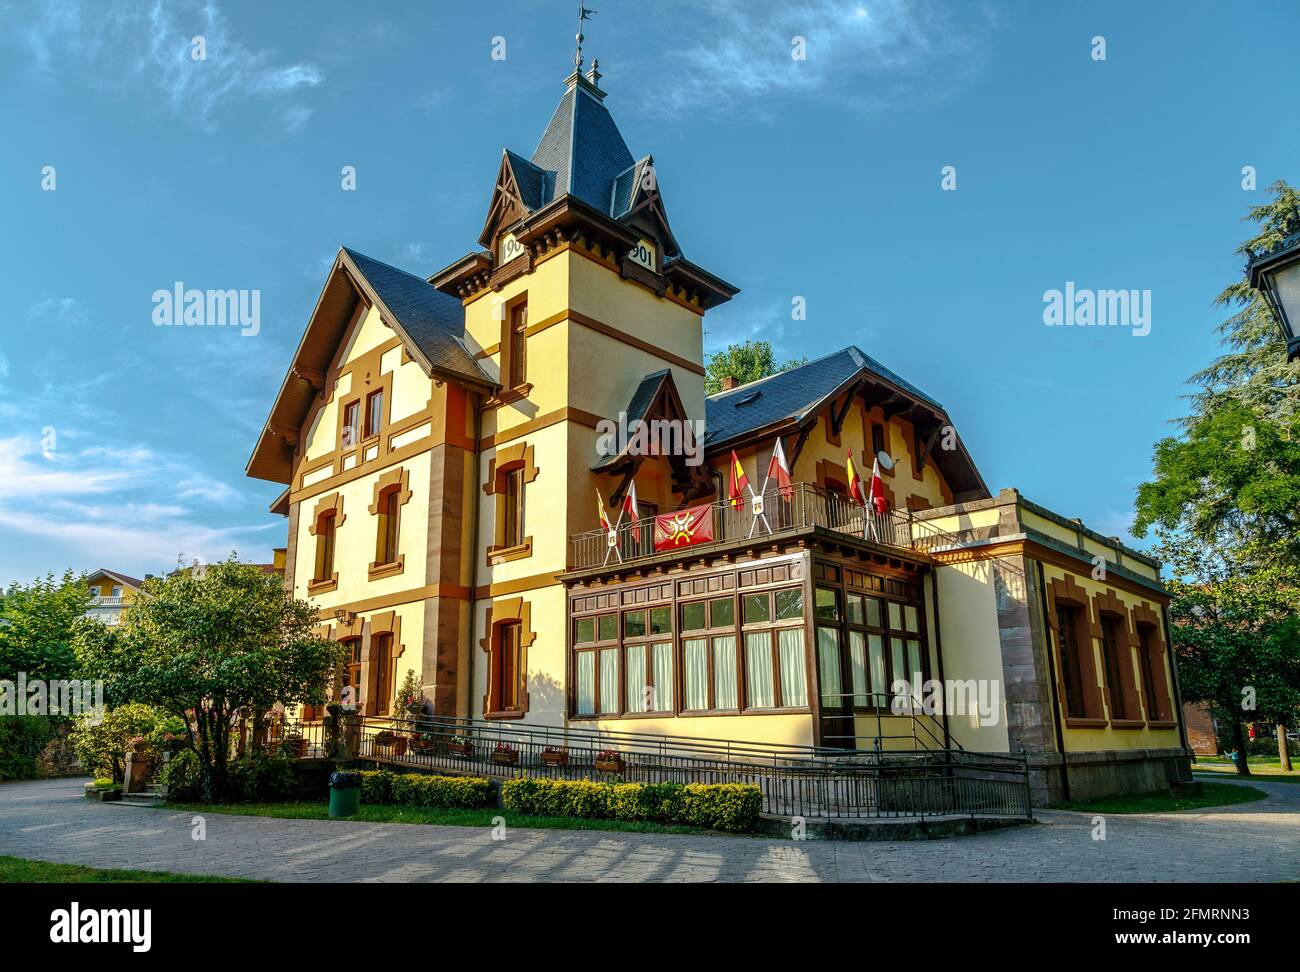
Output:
[
  {"xmin": 846, "ymin": 448, "xmax": 866, "ymax": 507},
  {"xmin": 728, "ymin": 450, "xmax": 750, "ymax": 509},
  {"xmin": 596, "ymin": 489, "xmax": 613, "ymax": 533}
]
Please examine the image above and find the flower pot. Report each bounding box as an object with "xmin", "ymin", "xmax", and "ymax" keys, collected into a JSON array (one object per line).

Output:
[
  {"xmin": 540, "ymin": 751, "xmax": 568, "ymax": 767},
  {"xmin": 595, "ymin": 758, "xmax": 625, "ymax": 774},
  {"xmin": 411, "ymin": 738, "xmax": 434, "ymax": 752},
  {"xmin": 491, "ymin": 750, "xmax": 519, "ymax": 766},
  {"xmin": 392, "ymin": 737, "xmax": 408, "ymax": 757},
  {"xmin": 447, "ymin": 742, "xmax": 473, "ymax": 757}
]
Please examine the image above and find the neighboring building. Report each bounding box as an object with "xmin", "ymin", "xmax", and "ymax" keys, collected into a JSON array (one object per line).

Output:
[
  {"xmin": 84, "ymin": 569, "xmax": 144, "ymax": 627},
  {"xmin": 245, "ymin": 61, "xmax": 1191, "ymax": 804}
]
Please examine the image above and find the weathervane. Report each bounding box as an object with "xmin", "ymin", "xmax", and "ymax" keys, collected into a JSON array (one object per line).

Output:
[{"xmin": 575, "ymin": 2, "xmax": 596, "ymax": 69}]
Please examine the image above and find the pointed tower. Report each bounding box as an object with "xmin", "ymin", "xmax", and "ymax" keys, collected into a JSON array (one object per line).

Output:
[{"xmin": 432, "ymin": 62, "xmax": 738, "ymax": 727}]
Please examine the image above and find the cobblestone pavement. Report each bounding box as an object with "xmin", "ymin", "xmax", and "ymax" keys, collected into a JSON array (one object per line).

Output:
[{"xmin": 0, "ymin": 776, "xmax": 1295, "ymax": 882}]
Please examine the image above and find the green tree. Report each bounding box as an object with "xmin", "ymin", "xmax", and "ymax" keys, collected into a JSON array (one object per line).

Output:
[
  {"xmin": 0, "ymin": 571, "xmax": 93, "ymax": 682},
  {"xmin": 1189, "ymin": 180, "xmax": 1300, "ymax": 426},
  {"xmin": 69, "ymin": 702, "xmax": 171, "ymax": 784},
  {"xmin": 1133, "ymin": 404, "xmax": 1300, "ymax": 564},
  {"xmin": 1155, "ymin": 533, "xmax": 1300, "ymax": 776},
  {"xmin": 705, "ymin": 340, "xmax": 807, "ymax": 395},
  {"xmin": 73, "ymin": 560, "xmax": 346, "ymax": 801}
]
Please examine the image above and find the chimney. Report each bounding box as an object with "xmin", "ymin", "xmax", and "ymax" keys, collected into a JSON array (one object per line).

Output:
[{"xmin": 721, "ymin": 375, "xmax": 739, "ymax": 391}]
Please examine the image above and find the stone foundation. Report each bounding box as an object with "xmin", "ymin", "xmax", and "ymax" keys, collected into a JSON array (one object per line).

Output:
[{"xmin": 1027, "ymin": 747, "xmax": 1192, "ymax": 805}]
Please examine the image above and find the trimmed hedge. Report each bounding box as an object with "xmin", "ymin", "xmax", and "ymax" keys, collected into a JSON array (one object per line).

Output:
[
  {"xmin": 358, "ymin": 770, "xmax": 493, "ymax": 809},
  {"xmin": 501, "ymin": 778, "xmax": 762, "ymax": 833}
]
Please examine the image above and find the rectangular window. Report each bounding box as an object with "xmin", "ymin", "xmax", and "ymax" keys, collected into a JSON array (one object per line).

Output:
[
  {"xmin": 681, "ymin": 602, "xmax": 706, "ymax": 631},
  {"xmin": 817, "ymin": 626, "xmax": 843, "ymax": 708},
  {"xmin": 599, "ymin": 647, "xmax": 619, "ymax": 714},
  {"xmin": 371, "ymin": 633, "xmax": 393, "ymax": 715},
  {"xmin": 1138, "ymin": 626, "xmax": 1164, "ymax": 720},
  {"xmin": 1100, "ymin": 616, "xmax": 1128, "ymax": 720},
  {"xmin": 742, "ymin": 593, "xmax": 770, "ymax": 625},
  {"xmin": 708, "ymin": 597, "xmax": 733, "ymax": 627},
  {"xmin": 712, "ymin": 635, "xmax": 738, "ymax": 709},
  {"xmin": 502, "ymin": 467, "xmax": 525, "ymax": 548},
  {"xmin": 867, "ymin": 633, "xmax": 886, "ymax": 700},
  {"xmin": 625, "ymin": 643, "xmax": 647, "ymax": 714},
  {"xmin": 314, "ymin": 513, "xmax": 336, "ymax": 582},
  {"xmin": 651, "ymin": 642, "xmax": 673, "ymax": 711},
  {"xmin": 777, "ymin": 628, "xmax": 808, "ymax": 708},
  {"xmin": 624, "ymin": 610, "xmax": 647, "ymax": 639},
  {"xmin": 1056, "ymin": 604, "xmax": 1087, "ymax": 719},
  {"xmin": 905, "ymin": 639, "xmax": 924, "ymax": 703},
  {"xmin": 650, "ymin": 606, "xmax": 672, "ymax": 636},
  {"xmin": 498, "ymin": 621, "xmax": 524, "ymax": 712},
  {"xmin": 574, "ymin": 617, "xmax": 596, "ymax": 644},
  {"xmin": 364, "ymin": 389, "xmax": 383, "ymax": 438},
  {"xmin": 890, "ymin": 637, "xmax": 908, "ymax": 705},
  {"xmin": 508, "ymin": 300, "xmax": 528, "ymax": 388},
  {"xmin": 815, "ymin": 587, "xmax": 841, "ymax": 622},
  {"xmin": 598, "ymin": 613, "xmax": 617, "ymax": 642},
  {"xmin": 871, "ymin": 422, "xmax": 886, "ymax": 459},
  {"xmin": 745, "ymin": 632, "xmax": 775, "ymax": 708},
  {"xmin": 376, "ymin": 489, "xmax": 399, "ymax": 564},
  {"xmin": 577, "ymin": 652, "xmax": 596, "ymax": 715},
  {"xmin": 342, "ymin": 401, "xmax": 359, "ymax": 449},
  {"xmin": 683, "ymin": 638, "xmax": 708, "ymax": 710},
  {"xmin": 774, "ymin": 589, "xmax": 804, "ymax": 621}
]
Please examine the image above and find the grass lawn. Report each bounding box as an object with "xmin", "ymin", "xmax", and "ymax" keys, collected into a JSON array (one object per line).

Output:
[
  {"xmin": 0, "ymin": 854, "xmax": 257, "ymax": 884},
  {"xmin": 1193, "ymin": 756, "xmax": 1300, "ymax": 783},
  {"xmin": 166, "ymin": 800, "xmax": 738, "ymax": 836},
  {"xmin": 1054, "ymin": 781, "xmax": 1269, "ymax": 814}
]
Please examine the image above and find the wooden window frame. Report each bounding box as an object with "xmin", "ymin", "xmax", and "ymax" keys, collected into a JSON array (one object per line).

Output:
[
  {"xmin": 307, "ymin": 493, "xmax": 345, "ymax": 594},
  {"xmin": 484, "ymin": 442, "xmax": 538, "ymax": 563},
  {"xmin": 364, "ymin": 388, "xmax": 384, "ymax": 440},
  {"xmin": 500, "ymin": 294, "xmax": 530, "ymax": 394},
  {"xmin": 367, "ymin": 468, "xmax": 412, "ymax": 580},
  {"xmin": 1045, "ymin": 574, "xmax": 1107, "ymax": 728},
  {"xmin": 480, "ymin": 597, "xmax": 535, "ymax": 719}
]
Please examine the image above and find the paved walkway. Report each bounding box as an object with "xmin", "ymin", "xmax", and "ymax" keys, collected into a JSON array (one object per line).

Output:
[{"xmin": 0, "ymin": 776, "xmax": 1296, "ymax": 882}]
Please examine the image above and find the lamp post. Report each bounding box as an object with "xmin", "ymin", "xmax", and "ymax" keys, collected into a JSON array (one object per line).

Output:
[{"xmin": 1246, "ymin": 231, "xmax": 1300, "ymax": 362}]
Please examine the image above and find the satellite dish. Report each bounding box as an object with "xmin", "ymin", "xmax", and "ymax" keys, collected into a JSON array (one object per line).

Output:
[{"xmin": 876, "ymin": 451, "xmax": 895, "ymax": 471}]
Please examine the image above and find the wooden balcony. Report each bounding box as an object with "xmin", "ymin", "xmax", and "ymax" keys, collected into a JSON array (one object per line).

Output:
[{"xmin": 567, "ymin": 481, "xmax": 945, "ymax": 574}]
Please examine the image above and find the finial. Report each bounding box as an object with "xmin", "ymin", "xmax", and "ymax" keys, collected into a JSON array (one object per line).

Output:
[
  {"xmin": 587, "ymin": 57, "xmax": 601, "ymax": 87},
  {"xmin": 575, "ymin": 2, "xmax": 596, "ymax": 69}
]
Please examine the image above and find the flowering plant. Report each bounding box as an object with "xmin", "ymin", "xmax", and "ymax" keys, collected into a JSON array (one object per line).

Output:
[
  {"xmin": 494, "ymin": 741, "xmax": 517, "ymax": 754},
  {"xmin": 595, "ymin": 749, "xmax": 621, "ymax": 762}
]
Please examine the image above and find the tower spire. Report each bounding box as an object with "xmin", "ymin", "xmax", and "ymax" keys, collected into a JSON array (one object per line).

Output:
[{"xmin": 574, "ymin": 2, "xmax": 596, "ymax": 70}]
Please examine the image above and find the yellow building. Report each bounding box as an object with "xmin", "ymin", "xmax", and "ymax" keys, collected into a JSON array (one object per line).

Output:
[
  {"xmin": 246, "ymin": 63, "xmax": 1190, "ymax": 804},
  {"xmin": 84, "ymin": 569, "xmax": 144, "ymax": 627}
]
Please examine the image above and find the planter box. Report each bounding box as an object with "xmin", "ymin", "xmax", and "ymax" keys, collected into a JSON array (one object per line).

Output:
[
  {"xmin": 447, "ymin": 742, "xmax": 473, "ymax": 757},
  {"xmin": 410, "ymin": 739, "xmax": 434, "ymax": 752},
  {"xmin": 595, "ymin": 758, "xmax": 625, "ymax": 774},
  {"xmin": 491, "ymin": 750, "xmax": 520, "ymax": 766},
  {"xmin": 391, "ymin": 738, "xmax": 408, "ymax": 757},
  {"xmin": 540, "ymin": 751, "xmax": 569, "ymax": 767}
]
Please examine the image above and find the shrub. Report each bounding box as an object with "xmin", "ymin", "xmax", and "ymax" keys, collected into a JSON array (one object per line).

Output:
[
  {"xmin": 500, "ymin": 778, "xmax": 762, "ymax": 832},
  {"xmin": 358, "ymin": 770, "xmax": 493, "ymax": 809},
  {"xmin": 0, "ymin": 716, "xmax": 63, "ymax": 781},
  {"xmin": 160, "ymin": 749, "xmax": 202, "ymax": 801},
  {"xmin": 69, "ymin": 703, "xmax": 168, "ymax": 783},
  {"xmin": 227, "ymin": 751, "xmax": 298, "ymax": 803}
]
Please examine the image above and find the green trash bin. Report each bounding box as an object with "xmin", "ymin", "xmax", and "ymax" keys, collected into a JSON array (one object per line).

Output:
[{"xmin": 329, "ymin": 770, "xmax": 361, "ymax": 818}]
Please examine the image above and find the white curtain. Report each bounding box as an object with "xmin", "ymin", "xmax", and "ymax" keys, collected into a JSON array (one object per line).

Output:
[
  {"xmin": 868, "ymin": 633, "xmax": 886, "ymax": 702},
  {"xmin": 625, "ymin": 644, "xmax": 647, "ymax": 713},
  {"xmin": 684, "ymin": 638, "xmax": 708, "ymax": 710},
  {"xmin": 817, "ymin": 627, "xmax": 843, "ymax": 707},
  {"xmin": 577, "ymin": 652, "xmax": 596, "ymax": 715},
  {"xmin": 848, "ymin": 630, "xmax": 869, "ymax": 706},
  {"xmin": 778, "ymin": 628, "xmax": 807, "ymax": 707},
  {"xmin": 599, "ymin": 647, "xmax": 619, "ymax": 714},
  {"xmin": 891, "ymin": 637, "xmax": 908, "ymax": 703},
  {"xmin": 746, "ymin": 632, "xmax": 774, "ymax": 708},
  {"xmin": 906, "ymin": 639, "xmax": 924, "ymax": 701},
  {"xmin": 652, "ymin": 642, "xmax": 674, "ymax": 711},
  {"xmin": 712, "ymin": 635, "xmax": 738, "ymax": 709}
]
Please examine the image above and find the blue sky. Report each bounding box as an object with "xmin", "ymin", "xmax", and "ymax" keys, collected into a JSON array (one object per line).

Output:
[{"xmin": 1, "ymin": 0, "xmax": 1297, "ymax": 586}]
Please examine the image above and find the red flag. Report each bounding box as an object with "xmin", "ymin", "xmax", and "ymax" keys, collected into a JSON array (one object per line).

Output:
[
  {"xmin": 728, "ymin": 450, "xmax": 749, "ymax": 509},
  {"xmin": 765, "ymin": 438, "xmax": 793, "ymax": 499},
  {"xmin": 846, "ymin": 449, "xmax": 865, "ymax": 506},
  {"xmin": 868, "ymin": 458, "xmax": 889, "ymax": 515},
  {"xmin": 623, "ymin": 480, "xmax": 641, "ymax": 544},
  {"xmin": 653, "ymin": 504, "xmax": 716, "ymax": 551}
]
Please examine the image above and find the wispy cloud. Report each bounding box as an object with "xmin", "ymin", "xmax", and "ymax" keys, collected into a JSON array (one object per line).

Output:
[
  {"xmin": 2, "ymin": 0, "xmax": 323, "ymax": 132},
  {"xmin": 641, "ymin": 0, "xmax": 996, "ymax": 119}
]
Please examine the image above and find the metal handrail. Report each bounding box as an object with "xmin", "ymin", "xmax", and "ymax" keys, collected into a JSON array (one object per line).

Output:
[{"xmin": 568, "ymin": 481, "xmax": 919, "ymax": 571}]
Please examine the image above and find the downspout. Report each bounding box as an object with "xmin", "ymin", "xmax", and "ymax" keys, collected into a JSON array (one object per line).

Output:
[
  {"xmin": 928, "ymin": 569, "xmax": 952, "ymax": 751},
  {"xmin": 466, "ymin": 397, "xmax": 485, "ymax": 727},
  {"xmin": 1035, "ymin": 559, "xmax": 1069, "ymax": 804}
]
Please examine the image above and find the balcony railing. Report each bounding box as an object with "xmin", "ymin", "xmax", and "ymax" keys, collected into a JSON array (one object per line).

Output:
[
  {"xmin": 89, "ymin": 596, "xmax": 126, "ymax": 607},
  {"xmin": 569, "ymin": 481, "xmax": 942, "ymax": 571}
]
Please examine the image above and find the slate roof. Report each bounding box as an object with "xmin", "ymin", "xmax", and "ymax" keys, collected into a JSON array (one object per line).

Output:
[
  {"xmin": 505, "ymin": 150, "xmax": 549, "ymax": 211},
  {"xmin": 592, "ymin": 369, "xmax": 672, "ymax": 470},
  {"xmin": 610, "ymin": 157, "xmax": 652, "ymax": 219},
  {"xmin": 530, "ymin": 82, "xmax": 635, "ymax": 215},
  {"xmin": 704, "ymin": 347, "xmax": 945, "ymax": 448},
  {"xmin": 87, "ymin": 568, "xmax": 145, "ymax": 589},
  {"xmin": 342, "ymin": 248, "xmax": 492, "ymax": 388}
]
